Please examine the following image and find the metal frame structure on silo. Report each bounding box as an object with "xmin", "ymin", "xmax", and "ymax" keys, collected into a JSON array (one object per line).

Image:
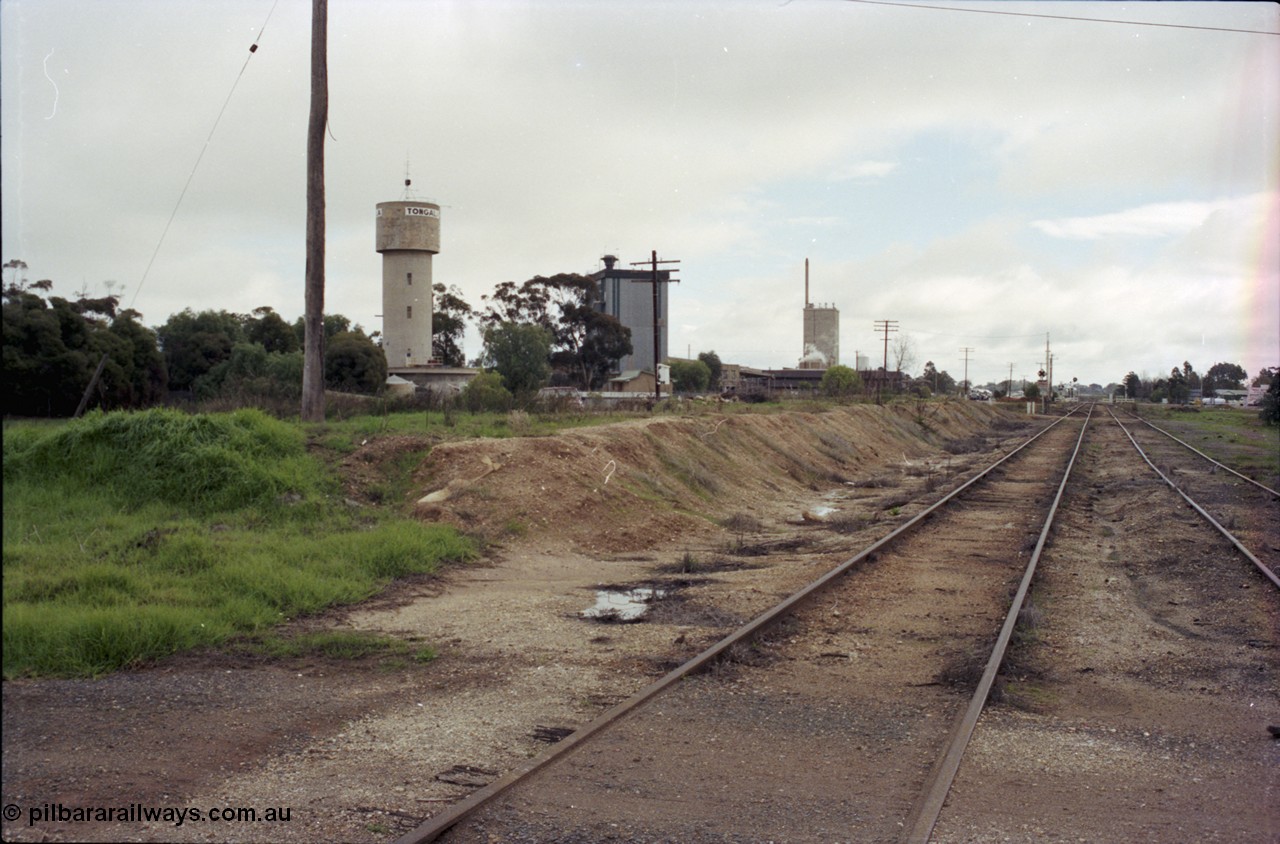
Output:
[{"xmin": 376, "ymin": 200, "xmax": 440, "ymax": 368}]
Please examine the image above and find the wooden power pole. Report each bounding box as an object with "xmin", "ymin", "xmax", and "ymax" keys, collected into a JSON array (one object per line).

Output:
[
  {"xmin": 629, "ymin": 250, "xmax": 680, "ymax": 403},
  {"xmin": 873, "ymin": 319, "xmax": 898, "ymax": 404},
  {"xmin": 301, "ymin": 0, "xmax": 328, "ymax": 422}
]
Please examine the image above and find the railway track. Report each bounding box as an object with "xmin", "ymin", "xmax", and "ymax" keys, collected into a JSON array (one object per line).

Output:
[
  {"xmin": 1113, "ymin": 407, "xmax": 1279, "ymax": 588},
  {"xmin": 393, "ymin": 405, "xmax": 1278, "ymax": 844},
  {"xmin": 930, "ymin": 407, "xmax": 1278, "ymax": 842}
]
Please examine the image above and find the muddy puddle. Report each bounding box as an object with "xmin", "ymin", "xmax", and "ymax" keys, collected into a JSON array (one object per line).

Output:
[{"xmin": 580, "ymin": 587, "xmax": 668, "ymax": 622}]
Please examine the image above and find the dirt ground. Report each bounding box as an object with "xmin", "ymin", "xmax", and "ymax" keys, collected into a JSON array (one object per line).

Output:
[
  {"xmin": 424, "ymin": 410, "xmax": 1280, "ymax": 844},
  {"xmin": 2, "ymin": 402, "xmax": 1275, "ymax": 843},
  {"xmin": 435, "ymin": 417, "xmax": 1087, "ymax": 844}
]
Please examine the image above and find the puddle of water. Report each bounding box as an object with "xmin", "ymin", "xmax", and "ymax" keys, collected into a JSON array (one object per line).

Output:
[{"xmin": 581, "ymin": 587, "xmax": 667, "ymax": 622}]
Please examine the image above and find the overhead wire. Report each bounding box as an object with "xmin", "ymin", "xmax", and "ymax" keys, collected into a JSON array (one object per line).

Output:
[
  {"xmin": 842, "ymin": 0, "xmax": 1280, "ymax": 37},
  {"xmin": 129, "ymin": 0, "xmax": 281, "ymax": 311},
  {"xmin": 901, "ymin": 327, "xmax": 1051, "ymax": 341}
]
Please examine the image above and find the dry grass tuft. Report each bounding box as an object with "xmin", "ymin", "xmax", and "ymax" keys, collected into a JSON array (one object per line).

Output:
[
  {"xmin": 826, "ymin": 513, "xmax": 872, "ymax": 534},
  {"xmin": 721, "ymin": 512, "xmax": 763, "ymax": 533}
]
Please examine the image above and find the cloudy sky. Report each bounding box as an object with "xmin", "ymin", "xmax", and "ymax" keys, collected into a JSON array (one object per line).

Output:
[{"xmin": 4, "ymin": 0, "xmax": 1277, "ymax": 388}]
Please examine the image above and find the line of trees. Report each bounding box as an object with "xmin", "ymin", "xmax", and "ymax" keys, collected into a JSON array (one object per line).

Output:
[
  {"xmin": 2, "ymin": 260, "xmax": 649, "ymax": 416},
  {"xmin": 3, "ymin": 267, "xmax": 167, "ymax": 417},
  {"xmin": 2, "ymin": 263, "xmax": 391, "ymax": 417},
  {"xmin": 11, "ymin": 255, "xmax": 1275, "ymax": 424},
  {"xmin": 1120, "ymin": 361, "xmax": 1278, "ymax": 424},
  {"xmin": 1119, "ymin": 360, "xmax": 1266, "ymax": 402}
]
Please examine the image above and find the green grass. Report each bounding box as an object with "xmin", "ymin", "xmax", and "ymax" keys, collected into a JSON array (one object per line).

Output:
[
  {"xmin": 3, "ymin": 408, "xmax": 474, "ymax": 678},
  {"xmin": 3, "ymin": 407, "xmax": 323, "ymax": 515},
  {"xmin": 238, "ymin": 630, "xmax": 437, "ymax": 664}
]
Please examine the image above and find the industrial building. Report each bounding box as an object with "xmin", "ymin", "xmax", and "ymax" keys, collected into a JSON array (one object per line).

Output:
[
  {"xmin": 799, "ymin": 259, "xmax": 839, "ymax": 369},
  {"xmin": 592, "ymin": 254, "xmax": 671, "ymax": 375}
]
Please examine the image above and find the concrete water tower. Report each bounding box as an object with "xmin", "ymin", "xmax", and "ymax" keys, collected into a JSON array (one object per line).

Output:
[{"xmin": 376, "ymin": 197, "xmax": 440, "ymax": 367}]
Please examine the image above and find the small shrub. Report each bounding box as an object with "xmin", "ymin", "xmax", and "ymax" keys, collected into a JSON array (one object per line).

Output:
[
  {"xmin": 460, "ymin": 371, "xmax": 513, "ymax": 413},
  {"xmin": 936, "ymin": 647, "xmax": 987, "ymax": 688}
]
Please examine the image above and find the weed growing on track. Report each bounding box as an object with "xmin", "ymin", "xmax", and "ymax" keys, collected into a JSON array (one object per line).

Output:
[
  {"xmin": 1001, "ymin": 598, "xmax": 1052, "ymax": 711},
  {"xmin": 3, "ymin": 409, "xmax": 474, "ymax": 678}
]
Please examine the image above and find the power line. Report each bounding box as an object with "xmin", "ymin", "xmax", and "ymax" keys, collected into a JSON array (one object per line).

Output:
[
  {"xmin": 129, "ymin": 0, "xmax": 281, "ymax": 310},
  {"xmin": 901, "ymin": 326, "xmax": 1049, "ymax": 341},
  {"xmin": 843, "ymin": 0, "xmax": 1280, "ymax": 36}
]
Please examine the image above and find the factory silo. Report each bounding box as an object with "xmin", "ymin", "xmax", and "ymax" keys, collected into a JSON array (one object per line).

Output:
[
  {"xmin": 802, "ymin": 305, "xmax": 840, "ymax": 368},
  {"xmin": 376, "ymin": 200, "xmax": 440, "ymax": 368},
  {"xmin": 800, "ymin": 258, "xmax": 839, "ymax": 369}
]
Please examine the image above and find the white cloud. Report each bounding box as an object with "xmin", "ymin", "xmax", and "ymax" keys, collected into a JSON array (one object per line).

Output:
[
  {"xmin": 1031, "ymin": 197, "xmax": 1251, "ymax": 240},
  {"xmin": 784, "ymin": 215, "xmax": 843, "ymax": 228},
  {"xmin": 829, "ymin": 161, "xmax": 898, "ymax": 181}
]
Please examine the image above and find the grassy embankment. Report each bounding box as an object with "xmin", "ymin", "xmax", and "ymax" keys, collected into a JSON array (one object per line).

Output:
[
  {"xmin": 2, "ymin": 395, "xmax": 990, "ymax": 678},
  {"xmin": 2, "ymin": 408, "xmax": 476, "ymax": 678},
  {"xmin": 1133, "ymin": 403, "xmax": 1280, "ymax": 485}
]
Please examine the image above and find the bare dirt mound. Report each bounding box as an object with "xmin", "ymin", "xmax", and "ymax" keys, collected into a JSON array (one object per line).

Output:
[{"xmin": 411, "ymin": 401, "xmax": 1012, "ymax": 553}]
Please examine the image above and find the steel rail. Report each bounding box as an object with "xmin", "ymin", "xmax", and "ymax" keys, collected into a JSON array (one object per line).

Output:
[
  {"xmin": 1106, "ymin": 407, "xmax": 1280, "ymax": 590},
  {"xmin": 393, "ymin": 410, "xmax": 1082, "ymax": 844},
  {"xmin": 1120, "ymin": 409, "xmax": 1279, "ymax": 498},
  {"xmin": 902, "ymin": 404, "xmax": 1094, "ymax": 844}
]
